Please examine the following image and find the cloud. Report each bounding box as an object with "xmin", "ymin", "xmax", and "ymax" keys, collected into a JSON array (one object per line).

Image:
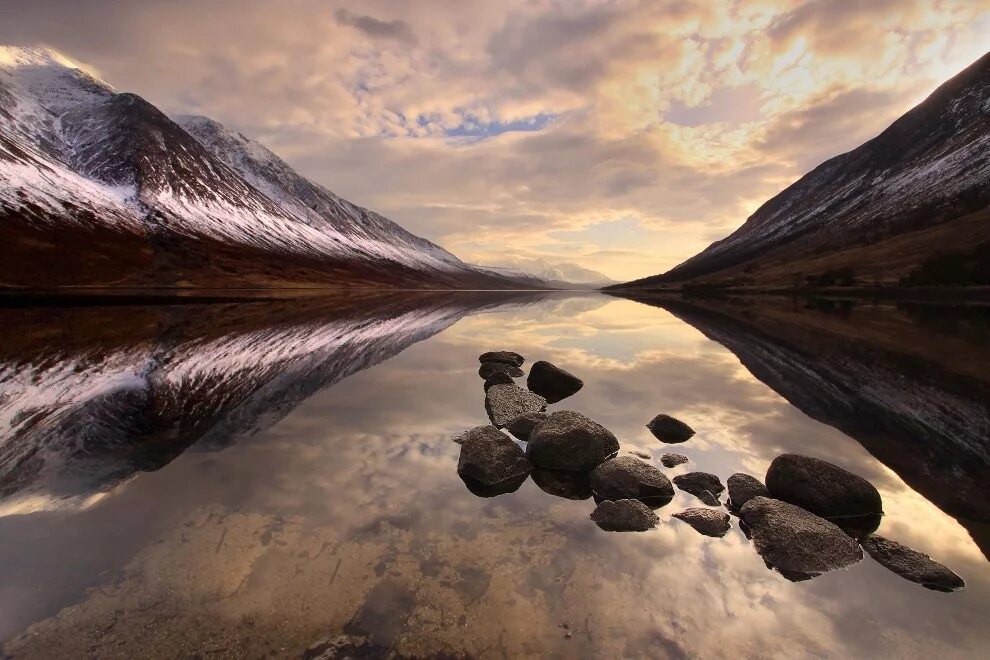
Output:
[
  {"xmin": 2, "ymin": 0, "xmax": 989, "ymax": 280},
  {"xmin": 334, "ymin": 8, "xmax": 419, "ymax": 46}
]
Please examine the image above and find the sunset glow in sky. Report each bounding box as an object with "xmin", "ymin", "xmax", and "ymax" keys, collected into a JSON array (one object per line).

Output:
[{"xmin": 3, "ymin": 0, "xmax": 989, "ymax": 280}]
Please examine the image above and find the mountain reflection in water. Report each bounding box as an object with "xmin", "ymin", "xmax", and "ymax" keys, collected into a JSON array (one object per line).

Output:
[{"xmin": 0, "ymin": 292, "xmax": 988, "ymax": 658}]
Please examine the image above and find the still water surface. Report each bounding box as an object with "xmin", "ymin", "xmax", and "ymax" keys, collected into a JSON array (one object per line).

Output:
[{"xmin": 0, "ymin": 292, "xmax": 988, "ymax": 658}]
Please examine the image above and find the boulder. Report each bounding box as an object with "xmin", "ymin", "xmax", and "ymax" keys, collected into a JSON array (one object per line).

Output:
[
  {"xmin": 456, "ymin": 425, "xmax": 531, "ymax": 489},
  {"xmin": 590, "ymin": 499, "xmax": 659, "ymax": 532},
  {"xmin": 862, "ymin": 535, "xmax": 965, "ymax": 592},
  {"xmin": 479, "ymin": 361, "xmax": 524, "ymax": 379},
  {"xmin": 727, "ymin": 473, "xmax": 769, "ymax": 512},
  {"xmin": 673, "ymin": 472, "xmax": 724, "ymax": 506},
  {"xmin": 590, "ymin": 455, "xmax": 674, "ymax": 507},
  {"xmin": 479, "ymin": 351, "xmax": 524, "ymax": 367},
  {"xmin": 765, "ymin": 454, "xmax": 882, "ymax": 537},
  {"xmin": 740, "ymin": 497, "xmax": 863, "ymax": 581},
  {"xmin": 672, "ymin": 508, "xmax": 732, "ymax": 537},
  {"xmin": 532, "ymin": 468, "xmax": 592, "ymax": 500},
  {"xmin": 660, "ymin": 453, "xmax": 689, "ymax": 468},
  {"xmin": 505, "ymin": 411, "xmax": 548, "ymax": 442},
  {"xmin": 485, "ymin": 384, "xmax": 546, "ymax": 428},
  {"xmin": 527, "ymin": 360, "xmax": 584, "ymax": 404},
  {"xmin": 646, "ymin": 414, "xmax": 695, "ymax": 443},
  {"xmin": 483, "ymin": 371, "xmax": 515, "ymax": 391},
  {"xmin": 526, "ymin": 411, "xmax": 620, "ymax": 472}
]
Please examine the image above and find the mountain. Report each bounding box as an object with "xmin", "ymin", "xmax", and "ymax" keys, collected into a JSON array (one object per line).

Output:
[
  {"xmin": 613, "ymin": 292, "xmax": 990, "ymax": 557},
  {"xmin": 0, "ymin": 46, "xmax": 535, "ymax": 290},
  {"xmin": 613, "ymin": 51, "xmax": 990, "ymax": 290},
  {"xmin": 482, "ymin": 257, "xmax": 616, "ymax": 289},
  {"xmin": 0, "ymin": 291, "xmax": 543, "ymax": 515}
]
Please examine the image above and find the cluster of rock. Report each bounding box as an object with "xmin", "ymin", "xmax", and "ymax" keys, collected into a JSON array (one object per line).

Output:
[{"xmin": 454, "ymin": 351, "xmax": 964, "ymax": 592}]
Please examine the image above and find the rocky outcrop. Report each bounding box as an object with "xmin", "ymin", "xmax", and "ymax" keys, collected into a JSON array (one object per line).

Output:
[
  {"xmin": 727, "ymin": 473, "xmax": 769, "ymax": 513},
  {"xmin": 590, "ymin": 455, "xmax": 673, "ymax": 506},
  {"xmin": 484, "ymin": 384, "xmax": 547, "ymax": 428},
  {"xmin": 505, "ymin": 411, "xmax": 548, "ymax": 442},
  {"xmin": 740, "ymin": 497, "xmax": 863, "ymax": 581},
  {"xmin": 526, "ymin": 361, "xmax": 584, "ymax": 404},
  {"xmin": 672, "ymin": 508, "xmax": 731, "ymax": 537},
  {"xmin": 590, "ymin": 499, "xmax": 659, "ymax": 532},
  {"xmin": 647, "ymin": 415, "xmax": 695, "ymax": 443},
  {"xmin": 862, "ymin": 535, "xmax": 965, "ymax": 592},
  {"xmin": 673, "ymin": 472, "xmax": 724, "ymax": 506},
  {"xmin": 526, "ymin": 411, "xmax": 619, "ymax": 472},
  {"xmin": 661, "ymin": 453, "xmax": 689, "ymax": 468},
  {"xmin": 766, "ymin": 454, "xmax": 882, "ymax": 537},
  {"xmin": 456, "ymin": 425, "xmax": 532, "ymax": 495},
  {"xmin": 479, "ymin": 351, "xmax": 524, "ymax": 367}
]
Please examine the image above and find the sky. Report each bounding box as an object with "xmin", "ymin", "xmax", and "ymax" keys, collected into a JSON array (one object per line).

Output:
[{"xmin": 1, "ymin": 0, "xmax": 988, "ymax": 281}]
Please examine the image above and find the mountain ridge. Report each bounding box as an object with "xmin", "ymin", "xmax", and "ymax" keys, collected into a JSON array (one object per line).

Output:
[{"xmin": 611, "ymin": 51, "xmax": 990, "ymax": 290}]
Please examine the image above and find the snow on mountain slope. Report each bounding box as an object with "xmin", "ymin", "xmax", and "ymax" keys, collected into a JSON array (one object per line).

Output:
[
  {"xmin": 0, "ymin": 45, "xmax": 529, "ymax": 289},
  {"xmin": 0, "ymin": 294, "xmax": 488, "ymax": 515},
  {"xmin": 485, "ymin": 257, "xmax": 616, "ymax": 288},
  {"xmin": 617, "ymin": 50, "xmax": 990, "ymax": 288}
]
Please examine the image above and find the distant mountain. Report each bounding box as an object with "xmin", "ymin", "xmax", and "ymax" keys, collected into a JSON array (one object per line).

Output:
[
  {"xmin": 0, "ymin": 46, "xmax": 536, "ymax": 290},
  {"xmin": 483, "ymin": 257, "xmax": 616, "ymax": 289},
  {"xmin": 612, "ymin": 51, "xmax": 990, "ymax": 290}
]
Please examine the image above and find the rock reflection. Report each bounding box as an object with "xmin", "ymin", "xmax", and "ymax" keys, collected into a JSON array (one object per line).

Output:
[{"xmin": 0, "ymin": 292, "xmax": 541, "ymax": 515}]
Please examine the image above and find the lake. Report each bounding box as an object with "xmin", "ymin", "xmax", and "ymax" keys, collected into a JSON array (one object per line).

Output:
[{"xmin": 0, "ymin": 292, "xmax": 988, "ymax": 659}]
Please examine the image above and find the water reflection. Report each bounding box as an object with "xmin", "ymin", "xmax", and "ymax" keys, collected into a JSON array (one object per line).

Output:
[{"xmin": 0, "ymin": 293, "xmax": 987, "ymax": 658}]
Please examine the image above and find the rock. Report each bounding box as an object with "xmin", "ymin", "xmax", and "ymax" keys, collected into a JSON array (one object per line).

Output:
[
  {"xmin": 646, "ymin": 414, "xmax": 695, "ymax": 443},
  {"xmin": 727, "ymin": 473, "xmax": 769, "ymax": 512},
  {"xmin": 479, "ymin": 351, "xmax": 524, "ymax": 367},
  {"xmin": 485, "ymin": 384, "xmax": 546, "ymax": 428},
  {"xmin": 456, "ymin": 425, "xmax": 531, "ymax": 489},
  {"xmin": 590, "ymin": 499, "xmax": 659, "ymax": 532},
  {"xmin": 765, "ymin": 454, "xmax": 883, "ymax": 537},
  {"xmin": 460, "ymin": 472, "xmax": 528, "ymax": 497},
  {"xmin": 590, "ymin": 455, "xmax": 674, "ymax": 507},
  {"xmin": 672, "ymin": 508, "xmax": 732, "ymax": 537},
  {"xmin": 505, "ymin": 411, "xmax": 548, "ymax": 442},
  {"xmin": 526, "ymin": 360, "xmax": 584, "ymax": 404},
  {"xmin": 483, "ymin": 370, "xmax": 515, "ymax": 391},
  {"xmin": 673, "ymin": 472, "xmax": 724, "ymax": 506},
  {"xmin": 479, "ymin": 361, "xmax": 524, "ymax": 379},
  {"xmin": 628, "ymin": 449, "xmax": 651, "ymax": 459},
  {"xmin": 740, "ymin": 497, "xmax": 863, "ymax": 581},
  {"xmin": 862, "ymin": 535, "xmax": 965, "ymax": 592},
  {"xmin": 532, "ymin": 468, "xmax": 592, "ymax": 500},
  {"xmin": 660, "ymin": 453, "xmax": 689, "ymax": 468},
  {"xmin": 526, "ymin": 410, "xmax": 620, "ymax": 472}
]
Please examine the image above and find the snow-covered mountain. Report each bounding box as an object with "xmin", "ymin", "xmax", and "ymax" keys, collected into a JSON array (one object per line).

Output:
[
  {"xmin": 0, "ymin": 292, "xmax": 537, "ymax": 515},
  {"xmin": 483, "ymin": 257, "xmax": 616, "ymax": 289},
  {"xmin": 615, "ymin": 51, "xmax": 990, "ymax": 289},
  {"xmin": 0, "ymin": 46, "xmax": 536, "ymax": 289}
]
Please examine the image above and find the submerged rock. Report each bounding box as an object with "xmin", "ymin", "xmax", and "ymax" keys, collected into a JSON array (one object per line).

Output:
[
  {"xmin": 527, "ymin": 360, "xmax": 584, "ymax": 404},
  {"xmin": 527, "ymin": 410, "xmax": 619, "ymax": 472},
  {"xmin": 532, "ymin": 468, "xmax": 592, "ymax": 500},
  {"xmin": 646, "ymin": 414, "xmax": 695, "ymax": 443},
  {"xmin": 660, "ymin": 453, "xmax": 689, "ymax": 468},
  {"xmin": 479, "ymin": 351, "xmax": 525, "ymax": 367},
  {"xmin": 673, "ymin": 472, "xmax": 724, "ymax": 506},
  {"xmin": 485, "ymin": 384, "xmax": 546, "ymax": 428},
  {"xmin": 727, "ymin": 473, "xmax": 769, "ymax": 512},
  {"xmin": 628, "ymin": 449, "xmax": 652, "ymax": 460},
  {"xmin": 505, "ymin": 411, "xmax": 548, "ymax": 442},
  {"xmin": 483, "ymin": 371, "xmax": 515, "ymax": 391},
  {"xmin": 673, "ymin": 508, "xmax": 732, "ymax": 537},
  {"xmin": 456, "ymin": 425, "xmax": 531, "ymax": 489},
  {"xmin": 479, "ymin": 361, "xmax": 524, "ymax": 379},
  {"xmin": 590, "ymin": 455, "xmax": 674, "ymax": 507},
  {"xmin": 766, "ymin": 454, "xmax": 882, "ymax": 538},
  {"xmin": 740, "ymin": 496, "xmax": 863, "ymax": 581},
  {"xmin": 590, "ymin": 499, "xmax": 659, "ymax": 532},
  {"xmin": 862, "ymin": 535, "xmax": 965, "ymax": 592}
]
